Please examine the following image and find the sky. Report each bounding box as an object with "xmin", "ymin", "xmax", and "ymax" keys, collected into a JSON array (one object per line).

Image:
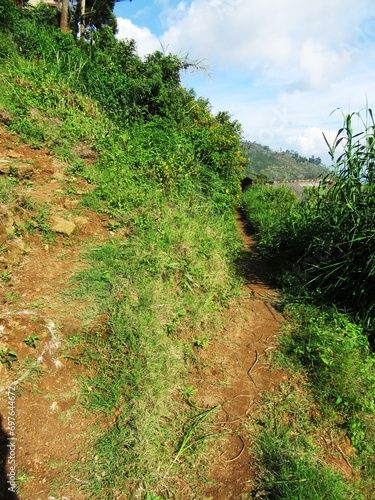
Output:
[{"xmin": 114, "ymin": 0, "xmax": 375, "ymax": 165}]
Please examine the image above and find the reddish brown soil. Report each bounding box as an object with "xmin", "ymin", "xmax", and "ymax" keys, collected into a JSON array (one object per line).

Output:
[
  {"xmin": 0, "ymin": 126, "xmax": 112, "ymax": 499},
  {"xmin": 0, "ymin": 125, "xmax": 287, "ymax": 499},
  {"xmin": 192, "ymin": 213, "xmax": 287, "ymax": 499}
]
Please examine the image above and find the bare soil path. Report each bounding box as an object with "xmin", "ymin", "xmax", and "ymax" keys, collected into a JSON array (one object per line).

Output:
[
  {"xmin": 0, "ymin": 126, "xmax": 286, "ymax": 499},
  {"xmin": 194, "ymin": 212, "xmax": 287, "ymax": 499}
]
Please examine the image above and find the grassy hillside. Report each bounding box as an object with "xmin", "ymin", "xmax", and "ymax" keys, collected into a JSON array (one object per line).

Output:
[
  {"xmin": 0, "ymin": 2, "xmax": 246, "ymax": 497},
  {"xmin": 243, "ymin": 140, "xmax": 330, "ymax": 181}
]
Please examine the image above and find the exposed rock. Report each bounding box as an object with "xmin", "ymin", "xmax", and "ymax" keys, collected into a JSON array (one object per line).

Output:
[
  {"xmin": 61, "ymin": 317, "xmax": 82, "ymax": 337},
  {"xmin": 71, "ymin": 215, "xmax": 89, "ymax": 231},
  {"xmin": 75, "ymin": 143, "xmax": 97, "ymax": 160},
  {"xmin": 0, "ymin": 204, "xmax": 15, "ymax": 236},
  {"xmin": 49, "ymin": 216, "xmax": 76, "ymax": 236},
  {"xmin": 51, "ymin": 158, "xmax": 68, "ymax": 179},
  {"xmin": 7, "ymin": 150, "xmax": 22, "ymax": 159},
  {"xmin": 9, "ymin": 237, "xmax": 29, "ymax": 253},
  {"xmin": 63, "ymin": 199, "xmax": 79, "ymax": 210},
  {"xmin": 0, "ymin": 161, "xmax": 34, "ymax": 179},
  {"xmin": 0, "ymin": 161, "xmax": 10, "ymax": 175},
  {"xmin": 52, "ymin": 171, "xmax": 66, "ymax": 181},
  {"xmin": 14, "ymin": 163, "xmax": 35, "ymax": 179}
]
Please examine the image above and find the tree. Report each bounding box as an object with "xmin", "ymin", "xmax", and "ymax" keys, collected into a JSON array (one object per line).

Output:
[
  {"xmin": 60, "ymin": 0, "xmax": 69, "ymax": 32},
  {"xmin": 74, "ymin": 0, "xmax": 118, "ymax": 35}
]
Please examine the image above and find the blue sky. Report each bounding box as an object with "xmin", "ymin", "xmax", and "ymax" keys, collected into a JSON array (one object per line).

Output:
[{"xmin": 114, "ymin": 0, "xmax": 375, "ymax": 165}]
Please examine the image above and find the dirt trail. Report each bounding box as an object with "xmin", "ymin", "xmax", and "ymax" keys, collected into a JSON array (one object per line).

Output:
[
  {"xmin": 195, "ymin": 212, "xmax": 286, "ymax": 499},
  {"xmin": 0, "ymin": 126, "xmax": 286, "ymax": 499},
  {"xmin": 0, "ymin": 126, "xmax": 111, "ymax": 499}
]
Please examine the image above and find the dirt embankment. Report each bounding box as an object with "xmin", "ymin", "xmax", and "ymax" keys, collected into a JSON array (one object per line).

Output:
[{"xmin": 0, "ymin": 126, "xmax": 285, "ymax": 499}]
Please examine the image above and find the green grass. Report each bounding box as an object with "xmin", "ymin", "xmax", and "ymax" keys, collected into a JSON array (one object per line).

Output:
[
  {"xmin": 249, "ymin": 304, "xmax": 375, "ymax": 499},
  {"xmin": 67, "ymin": 198, "xmax": 242, "ymax": 497},
  {"xmin": 277, "ymin": 305, "xmax": 375, "ymax": 455},
  {"xmin": 251, "ymin": 387, "xmax": 353, "ymax": 499}
]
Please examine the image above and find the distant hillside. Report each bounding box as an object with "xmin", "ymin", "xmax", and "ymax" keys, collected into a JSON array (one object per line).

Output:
[{"xmin": 243, "ymin": 141, "xmax": 330, "ymax": 181}]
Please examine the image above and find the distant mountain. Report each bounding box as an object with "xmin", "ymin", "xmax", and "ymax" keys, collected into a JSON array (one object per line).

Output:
[{"xmin": 242, "ymin": 141, "xmax": 330, "ymax": 181}]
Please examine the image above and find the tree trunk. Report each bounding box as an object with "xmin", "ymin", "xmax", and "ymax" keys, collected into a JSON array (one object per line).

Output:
[
  {"xmin": 80, "ymin": 0, "xmax": 86, "ymax": 38},
  {"xmin": 60, "ymin": 0, "xmax": 69, "ymax": 33}
]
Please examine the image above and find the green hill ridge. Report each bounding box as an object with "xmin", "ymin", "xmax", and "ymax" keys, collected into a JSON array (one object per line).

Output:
[{"xmin": 243, "ymin": 140, "xmax": 330, "ymax": 181}]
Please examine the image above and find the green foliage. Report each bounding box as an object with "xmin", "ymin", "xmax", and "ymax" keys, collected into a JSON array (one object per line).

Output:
[
  {"xmin": 251, "ymin": 381, "xmax": 358, "ymax": 499},
  {"xmin": 0, "ymin": 0, "xmax": 21, "ymax": 32},
  {"xmin": 303, "ymin": 110, "xmax": 375, "ymax": 328},
  {"xmin": 23, "ymin": 334, "xmax": 39, "ymax": 348},
  {"xmin": 74, "ymin": 0, "xmax": 117, "ymax": 34},
  {"xmin": 0, "ymin": 348, "xmax": 18, "ymax": 368},
  {"xmin": 254, "ymin": 424, "xmax": 348, "ymax": 499},
  {"xmin": 279, "ymin": 305, "xmax": 375, "ymax": 449},
  {"xmin": 241, "ymin": 184, "xmax": 306, "ymax": 256},
  {"xmin": 0, "ymin": 15, "xmax": 246, "ymax": 200}
]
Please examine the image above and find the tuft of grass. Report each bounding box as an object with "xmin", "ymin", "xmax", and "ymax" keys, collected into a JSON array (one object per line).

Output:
[
  {"xmin": 250, "ymin": 382, "xmax": 359, "ymax": 499},
  {"xmin": 252, "ymin": 304, "xmax": 375, "ymax": 498},
  {"xmin": 253, "ymin": 424, "xmax": 350, "ymax": 499}
]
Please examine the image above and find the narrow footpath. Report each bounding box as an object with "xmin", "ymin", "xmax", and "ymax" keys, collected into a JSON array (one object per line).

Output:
[{"xmin": 194, "ymin": 211, "xmax": 287, "ymax": 499}]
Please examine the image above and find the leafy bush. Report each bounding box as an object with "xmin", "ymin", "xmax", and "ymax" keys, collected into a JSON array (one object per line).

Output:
[
  {"xmin": 241, "ymin": 184, "xmax": 305, "ymax": 255},
  {"xmin": 0, "ymin": 0, "xmax": 21, "ymax": 31},
  {"xmin": 279, "ymin": 304, "xmax": 375, "ymax": 453}
]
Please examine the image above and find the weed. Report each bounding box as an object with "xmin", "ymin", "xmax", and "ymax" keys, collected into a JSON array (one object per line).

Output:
[
  {"xmin": 171, "ymin": 405, "xmax": 220, "ymax": 467},
  {"xmin": 250, "ymin": 384, "xmax": 356, "ymax": 499},
  {"xmin": 5, "ymin": 291, "xmax": 20, "ymax": 303},
  {"xmin": 15, "ymin": 467, "xmax": 33, "ymax": 495},
  {"xmin": 181, "ymin": 385, "xmax": 197, "ymax": 400},
  {"xmin": 23, "ymin": 334, "xmax": 39, "ymax": 348},
  {"xmin": 1, "ymin": 271, "xmax": 11, "ymax": 282},
  {"xmin": 0, "ymin": 348, "xmax": 18, "ymax": 368},
  {"xmin": 193, "ymin": 336, "xmax": 209, "ymax": 349}
]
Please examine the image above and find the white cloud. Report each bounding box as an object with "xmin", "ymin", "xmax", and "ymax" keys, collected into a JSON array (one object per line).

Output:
[
  {"xmin": 285, "ymin": 127, "xmax": 329, "ymax": 157},
  {"xmin": 116, "ymin": 18, "xmax": 160, "ymax": 57},
  {"xmin": 299, "ymin": 41, "xmax": 349, "ymax": 90},
  {"xmin": 161, "ymin": 0, "xmax": 373, "ymax": 88}
]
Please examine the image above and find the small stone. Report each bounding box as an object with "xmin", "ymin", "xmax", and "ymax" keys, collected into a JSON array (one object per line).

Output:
[
  {"xmin": 50, "ymin": 216, "xmax": 76, "ymax": 236},
  {"xmin": 7, "ymin": 150, "xmax": 22, "ymax": 159},
  {"xmin": 64, "ymin": 199, "xmax": 79, "ymax": 210},
  {"xmin": 16, "ymin": 163, "xmax": 34, "ymax": 178},
  {"xmin": 72, "ymin": 215, "xmax": 89, "ymax": 230}
]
